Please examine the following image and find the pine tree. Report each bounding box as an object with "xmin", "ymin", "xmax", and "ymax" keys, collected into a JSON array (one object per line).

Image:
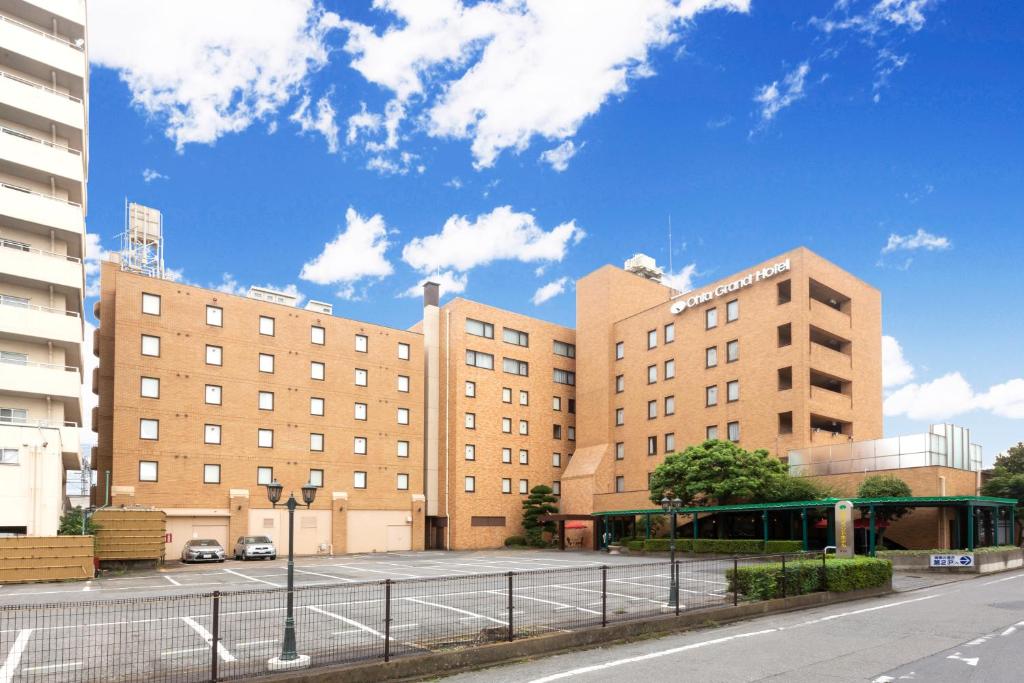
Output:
[{"xmin": 522, "ymin": 485, "xmax": 559, "ymax": 547}]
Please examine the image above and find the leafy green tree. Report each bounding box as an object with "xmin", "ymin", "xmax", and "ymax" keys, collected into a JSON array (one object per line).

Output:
[
  {"xmin": 762, "ymin": 474, "xmax": 831, "ymax": 503},
  {"xmin": 648, "ymin": 440, "xmax": 787, "ymax": 507},
  {"xmin": 57, "ymin": 507, "xmax": 99, "ymax": 535},
  {"xmin": 981, "ymin": 442, "xmax": 1024, "ymax": 545},
  {"xmin": 522, "ymin": 485, "xmax": 559, "ymax": 547},
  {"xmin": 857, "ymin": 475, "xmax": 913, "ymax": 546}
]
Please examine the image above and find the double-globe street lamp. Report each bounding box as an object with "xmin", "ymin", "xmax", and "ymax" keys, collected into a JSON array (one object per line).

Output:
[
  {"xmin": 661, "ymin": 494, "xmax": 684, "ymax": 609},
  {"xmin": 265, "ymin": 479, "xmax": 317, "ymax": 670}
]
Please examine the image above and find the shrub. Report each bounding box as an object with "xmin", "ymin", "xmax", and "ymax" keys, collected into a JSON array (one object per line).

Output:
[
  {"xmin": 877, "ymin": 545, "xmax": 1018, "ymax": 557},
  {"xmin": 504, "ymin": 535, "xmax": 526, "ymax": 547},
  {"xmin": 641, "ymin": 538, "xmax": 802, "ymax": 554},
  {"xmin": 627, "ymin": 540, "xmax": 645, "ymax": 552},
  {"xmin": 726, "ymin": 557, "xmax": 892, "ymax": 601}
]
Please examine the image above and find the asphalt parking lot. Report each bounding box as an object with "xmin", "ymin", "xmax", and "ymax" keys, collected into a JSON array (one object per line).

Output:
[{"xmin": 0, "ymin": 550, "xmax": 735, "ymax": 682}]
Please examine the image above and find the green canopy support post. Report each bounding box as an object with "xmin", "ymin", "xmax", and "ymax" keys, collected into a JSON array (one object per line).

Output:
[
  {"xmin": 645, "ymin": 513, "xmax": 651, "ymax": 540},
  {"xmin": 693, "ymin": 512, "xmax": 698, "ymax": 541},
  {"xmin": 967, "ymin": 503, "xmax": 975, "ymax": 551},
  {"xmin": 762, "ymin": 510, "xmax": 769, "ymax": 549},
  {"xmin": 1012, "ymin": 506, "xmax": 1017, "ymax": 546},
  {"xmin": 801, "ymin": 508, "xmax": 809, "ymax": 551},
  {"xmin": 995, "ymin": 507, "xmax": 1001, "ymax": 547},
  {"xmin": 868, "ymin": 505, "xmax": 876, "ymax": 557},
  {"xmin": 953, "ymin": 506, "xmax": 961, "ymax": 549}
]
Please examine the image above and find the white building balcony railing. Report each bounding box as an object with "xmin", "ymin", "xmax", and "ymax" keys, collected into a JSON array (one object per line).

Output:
[
  {"xmin": 0, "ymin": 294, "xmax": 79, "ymax": 317},
  {"xmin": 0, "ymin": 13, "xmax": 84, "ymax": 52},
  {"xmin": 0, "ymin": 69, "xmax": 81, "ymax": 102},
  {"xmin": 0, "ymin": 237, "xmax": 80, "ymax": 263}
]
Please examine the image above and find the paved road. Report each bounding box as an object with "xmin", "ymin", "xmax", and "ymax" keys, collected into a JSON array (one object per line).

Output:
[{"xmin": 439, "ymin": 568, "xmax": 1024, "ymax": 683}]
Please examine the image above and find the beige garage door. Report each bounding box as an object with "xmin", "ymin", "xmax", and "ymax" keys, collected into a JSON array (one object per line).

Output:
[
  {"xmin": 347, "ymin": 511, "xmax": 411, "ymax": 553},
  {"xmin": 247, "ymin": 509, "xmax": 332, "ymax": 556},
  {"xmin": 165, "ymin": 516, "xmax": 229, "ymax": 559}
]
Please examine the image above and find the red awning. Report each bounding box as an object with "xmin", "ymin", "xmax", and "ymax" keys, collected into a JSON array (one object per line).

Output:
[{"xmin": 565, "ymin": 522, "xmax": 589, "ymax": 529}]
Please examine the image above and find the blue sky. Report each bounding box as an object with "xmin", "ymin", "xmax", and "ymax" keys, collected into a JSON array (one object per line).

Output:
[{"xmin": 81, "ymin": 0, "xmax": 1023, "ymax": 462}]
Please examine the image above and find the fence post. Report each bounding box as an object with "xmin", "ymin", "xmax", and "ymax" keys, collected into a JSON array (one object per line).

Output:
[
  {"xmin": 210, "ymin": 591, "xmax": 220, "ymax": 683},
  {"xmin": 732, "ymin": 557, "xmax": 738, "ymax": 606},
  {"xmin": 601, "ymin": 566, "xmax": 608, "ymax": 627},
  {"xmin": 674, "ymin": 560, "xmax": 680, "ymax": 616},
  {"xmin": 781, "ymin": 555, "xmax": 787, "ymax": 599},
  {"xmin": 507, "ymin": 572, "xmax": 515, "ymax": 642},
  {"xmin": 384, "ymin": 579, "xmax": 392, "ymax": 663}
]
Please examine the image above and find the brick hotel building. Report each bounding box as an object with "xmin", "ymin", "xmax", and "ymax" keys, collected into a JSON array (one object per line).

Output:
[{"xmin": 94, "ymin": 246, "xmax": 976, "ymax": 555}]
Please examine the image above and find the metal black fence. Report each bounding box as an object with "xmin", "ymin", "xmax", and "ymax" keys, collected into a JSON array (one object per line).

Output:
[{"xmin": 0, "ymin": 553, "xmax": 822, "ymax": 682}]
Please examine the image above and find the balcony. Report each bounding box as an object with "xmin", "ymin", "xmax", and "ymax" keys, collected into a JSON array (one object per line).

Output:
[
  {"xmin": 0, "ymin": 14, "xmax": 85, "ymax": 78},
  {"xmin": 0, "ymin": 125, "xmax": 84, "ymax": 184},
  {"xmin": 809, "ymin": 385, "xmax": 853, "ymax": 417},
  {"xmin": 0, "ymin": 294, "xmax": 81, "ymax": 345},
  {"xmin": 0, "ymin": 419, "xmax": 81, "ymax": 470},
  {"xmin": 0, "ymin": 181, "xmax": 83, "ymax": 236},
  {"xmin": 0, "ymin": 238, "xmax": 82, "ymax": 290},
  {"xmin": 0, "ymin": 69, "xmax": 84, "ymax": 130},
  {"xmin": 21, "ymin": 1, "xmax": 87, "ymax": 28},
  {"xmin": 809, "ymin": 338, "xmax": 852, "ymax": 377},
  {"xmin": 809, "ymin": 297, "xmax": 852, "ymax": 333},
  {"xmin": 0, "ymin": 356, "xmax": 81, "ymax": 401}
]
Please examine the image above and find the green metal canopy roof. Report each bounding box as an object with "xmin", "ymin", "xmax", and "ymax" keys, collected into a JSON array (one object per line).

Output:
[{"xmin": 592, "ymin": 495, "xmax": 1017, "ymax": 517}]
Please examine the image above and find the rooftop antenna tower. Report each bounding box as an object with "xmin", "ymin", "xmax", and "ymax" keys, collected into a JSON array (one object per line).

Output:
[{"xmin": 119, "ymin": 199, "xmax": 165, "ymax": 279}]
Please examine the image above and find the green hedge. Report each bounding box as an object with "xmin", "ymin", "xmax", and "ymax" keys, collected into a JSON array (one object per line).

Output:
[
  {"xmin": 726, "ymin": 557, "xmax": 892, "ymax": 601},
  {"xmin": 626, "ymin": 540, "xmax": 645, "ymax": 551},
  {"xmin": 640, "ymin": 538, "xmax": 803, "ymax": 554},
  {"xmin": 877, "ymin": 545, "xmax": 1018, "ymax": 557},
  {"xmin": 504, "ymin": 536, "xmax": 526, "ymax": 547}
]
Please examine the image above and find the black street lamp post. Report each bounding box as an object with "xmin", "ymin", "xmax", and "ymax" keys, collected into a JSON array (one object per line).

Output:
[
  {"xmin": 266, "ymin": 480, "xmax": 317, "ymax": 670},
  {"xmin": 661, "ymin": 494, "xmax": 683, "ymax": 609}
]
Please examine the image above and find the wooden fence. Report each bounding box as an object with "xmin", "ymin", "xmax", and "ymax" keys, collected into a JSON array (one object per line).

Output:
[
  {"xmin": 0, "ymin": 536, "xmax": 94, "ymax": 583},
  {"xmin": 93, "ymin": 509, "xmax": 166, "ymax": 562}
]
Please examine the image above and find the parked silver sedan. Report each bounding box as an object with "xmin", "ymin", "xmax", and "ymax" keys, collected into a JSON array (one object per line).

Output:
[
  {"xmin": 180, "ymin": 539, "xmax": 226, "ymax": 563},
  {"xmin": 233, "ymin": 535, "xmax": 277, "ymax": 560}
]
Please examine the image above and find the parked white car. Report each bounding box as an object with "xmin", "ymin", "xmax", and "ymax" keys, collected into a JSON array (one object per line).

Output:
[
  {"xmin": 180, "ymin": 539, "xmax": 226, "ymax": 563},
  {"xmin": 233, "ymin": 535, "xmax": 277, "ymax": 560}
]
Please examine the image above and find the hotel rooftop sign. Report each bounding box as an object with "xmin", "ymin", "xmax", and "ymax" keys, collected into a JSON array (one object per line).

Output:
[{"xmin": 670, "ymin": 258, "xmax": 791, "ymax": 314}]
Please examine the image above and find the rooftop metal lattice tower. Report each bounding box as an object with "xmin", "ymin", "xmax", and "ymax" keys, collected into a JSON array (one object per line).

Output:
[{"xmin": 119, "ymin": 201, "xmax": 165, "ymax": 279}]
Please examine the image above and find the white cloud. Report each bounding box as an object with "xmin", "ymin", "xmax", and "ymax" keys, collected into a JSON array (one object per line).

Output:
[
  {"xmin": 83, "ymin": 233, "xmax": 109, "ymax": 298},
  {"xmin": 300, "ymin": 207, "xmax": 394, "ymax": 299},
  {"xmin": 531, "ymin": 277, "xmax": 569, "ymax": 305},
  {"xmin": 755, "ymin": 62, "xmax": 811, "ymax": 122},
  {"xmin": 346, "ymin": 101, "xmax": 382, "ymax": 145},
  {"xmin": 213, "ymin": 273, "xmax": 247, "ymax": 296},
  {"xmin": 661, "ymin": 263, "xmax": 698, "ymax": 293},
  {"xmin": 882, "ymin": 334, "xmax": 915, "ymax": 388},
  {"xmin": 812, "ymin": 0, "xmax": 936, "ymax": 36},
  {"xmin": 342, "ymin": 0, "xmax": 750, "ymax": 168},
  {"xmin": 445, "ymin": 177, "xmax": 464, "ymax": 189},
  {"xmin": 399, "ymin": 271, "xmax": 468, "ymax": 299},
  {"xmin": 290, "ymin": 91, "xmax": 340, "ymax": 152},
  {"xmin": 881, "ymin": 228, "xmax": 951, "ymax": 254},
  {"xmin": 367, "ymin": 151, "xmax": 422, "ymax": 176},
  {"xmin": 873, "ymin": 48, "xmax": 908, "ymax": 102},
  {"xmin": 88, "ymin": 0, "xmax": 341, "ymax": 150},
  {"xmin": 402, "ymin": 206, "xmax": 585, "ymax": 274},
  {"xmin": 142, "ymin": 168, "xmax": 168, "ymax": 183},
  {"xmin": 884, "ymin": 373, "xmax": 1024, "ymax": 421},
  {"xmin": 539, "ymin": 140, "xmax": 581, "ymax": 172}
]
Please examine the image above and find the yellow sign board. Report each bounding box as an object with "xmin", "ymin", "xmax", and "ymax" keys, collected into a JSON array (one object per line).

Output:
[{"xmin": 835, "ymin": 500, "xmax": 855, "ymax": 558}]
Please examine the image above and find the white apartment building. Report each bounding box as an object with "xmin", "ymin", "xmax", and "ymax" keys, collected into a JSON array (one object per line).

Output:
[{"xmin": 0, "ymin": 0, "xmax": 87, "ymax": 535}]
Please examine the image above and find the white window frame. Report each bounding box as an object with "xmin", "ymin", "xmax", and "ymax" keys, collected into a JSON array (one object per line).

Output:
[
  {"xmin": 465, "ymin": 380, "xmax": 475, "ymax": 397},
  {"xmin": 397, "ymin": 473, "xmax": 409, "ymax": 491},
  {"xmin": 139, "ymin": 461, "xmax": 158, "ymax": 482},
  {"xmin": 259, "ymin": 316, "xmax": 275, "ymax": 336},
  {"xmin": 519, "ymin": 449, "xmax": 528, "ymax": 465},
  {"xmin": 205, "ymin": 384, "xmax": 222, "ymax": 405},
  {"xmin": 258, "ymin": 353, "xmax": 274, "ymax": 373},
  {"xmin": 464, "ymin": 476, "xmax": 476, "ymax": 493},
  {"xmin": 140, "ymin": 376, "xmax": 160, "ymax": 398},
  {"xmin": 309, "ymin": 469, "xmax": 324, "ymax": 488},
  {"xmin": 355, "ymin": 402, "xmax": 367, "ymax": 421},
  {"xmin": 397, "ymin": 441, "xmax": 410, "ymax": 458},
  {"xmin": 397, "ymin": 407, "xmax": 410, "ymax": 425},
  {"xmin": 257, "ymin": 428, "xmax": 274, "ymax": 448},
  {"xmin": 354, "ymin": 436, "xmax": 367, "ymax": 455},
  {"xmin": 518, "ymin": 420, "xmax": 528, "ymax": 435},
  {"xmin": 311, "ymin": 433, "xmax": 324, "ymax": 452},
  {"xmin": 206, "ymin": 305, "xmax": 223, "ymax": 327},
  {"xmin": 310, "ymin": 397, "xmax": 325, "ymax": 416},
  {"xmin": 205, "ymin": 345, "xmax": 222, "ymax": 366},
  {"xmin": 398, "ymin": 375, "xmax": 410, "ymax": 393},
  {"xmin": 502, "ymin": 478, "xmax": 512, "ymax": 494},
  {"xmin": 502, "ymin": 417, "xmax": 512, "ymax": 433},
  {"xmin": 519, "ymin": 479, "xmax": 528, "ymax": 495},
  {"xmin": 354, "ymin": 471, "xmax": 367, "ymax": 489},
  {"xmin": 354, "ymin": 368, "xmax": 368, "ymax": 387},
  {"xmin": 465, "ymin": 413, "xmax": 476, "ymax": 429},
  {"xmin": 204, "ymin": 464, "xmax": 221, "ymax": 484},
  {"xmin": 398, "ymin": 342, "xmax": 410, "ymax": 360},
  {"xmin": 257, "ymin": 466, "xmax": 273, "ymax": 486},
  {"xmin": 519, "ymin": 390, "xmax": 529, "ymax": 406},
  {"xmin": 204, "ymin": 424, "xmax": 221, "ymax": 445},
  {"xmin": 258, "ymin": 391, "xmax": 274, "ymax": 411},
  {"xmin": 726, "ymin": 299, "xmax": 739, "ymax": 322},
  {"xmin": 552, "ymin": 452, "xmax": 561, "ymax": 467},
  {"xmin": 311, "ymin": 361, "xmax": 325, "ymax": 381},
  {"xmin": 311, "ymin": 325, "xmax": 325, "ymax": 345},
  {"xmin": 355, "ymin": 334, "xmax": 368, "ymax": 353},
  {"xmin": 141, "ymin": 292, "xmax": 161, "ymax": 316},
  {"xmin": 141, "ymin": 334, "xmax": 160, "ymax": 357},
  {"xmin": 139, "ymin": 418, "xmax": 159, "ymax": 440},
  {"xmin": 502, "ymin": 448, "xmax": 512, "ymax": 464},
  {"xmin": 465, "ymin": 444, "xmax": 476, "ymax": 460}
]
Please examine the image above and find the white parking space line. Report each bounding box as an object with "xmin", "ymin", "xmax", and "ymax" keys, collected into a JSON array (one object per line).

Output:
[
  {"xmin": 500, "ymin": 591, "xmax": 602, "ymax": 616},
  {"xmin": 223, "ymin": 568, "xmax": 280, "ymax": 587},
  {"xmin": 236, "ymin": 639, "xmax": 278, "ymax": 649},
  {"xmin": 164, "ymin": 575, "xmax": 181, "ymax": 586},
  {"xmin": 295, "ymin": 569, "xmax": 355, "ymax": 582},
  {"xmin": 308, "ymin": 606, "xmax": 385, "ymax": 639},
  {"xmin": 20, "ymin": 662, "xmax": 82, "ymax": 674},
  {"xmin": 0, "ymin": 629, "xmax": 32, "ymax": 683},
  {"xmin": 181, "ymin": 617, "xmax": 236, "ymax": 663},
  {"xmin": 551, "ymin": 584, "xmax": 663, "ymax": 605},
  {"xmin": 160, "ymin": 647, "xmax": 207, "ymax": 659},
  {"xmin": 329, "ymin": 564, "xmax": 422, "ymax": 578},
  {"xmin": 403, "ymin": 596, "xmax": 508, "ymax": 625}
]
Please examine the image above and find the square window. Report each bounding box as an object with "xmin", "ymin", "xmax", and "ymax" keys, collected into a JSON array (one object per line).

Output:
[
  {"xmin": 726, "ymin": 299, "xmax": 739, "ymax": 322},
  {"xmin": 552, "ymin": 396, "xmax": 561, "ymax": 411},
  {"xmin": 728, "ymin": 421, "xmax": 740, "ymax": 442},
  {"xmin": 397, "ymin": 440, "xmax": 410, "ymax": 458},
  {"xmin": 355, "ymin": 403, "xmax": 367, "ymax": 420},
  {"xmin": 706, "ymin": 425, "xmax": 719, "ymax": 440},
  {"xmin": 204, "ymin": 464, "xmax": 220, "ymax": 484},
  {"xmin": 398, "ymin": 342, "xmax": 410, "ymax": 360},
  {"xmin": 665, "ymin": 432, "xmax": 676, "ymax": 452},
  {"xmin": 205, "ymin": 384, "xmax": 222, "ymax": 405},
  {"xmin": 310, "ymin": 397, "xmax": 325, "ymax": 416},
  {"xmin": 258, "ymin": 391, "xmax": 274, "ymax": 411},
  {"xmin": 398, "ymin": 375, "xmax": 410, "ymax": 392},
  {"xmin": 465, "ymin": 380, "xmax": 475, "ymax": 397},
  {"xmin": 502, "ymin": 478, "xmax": 512, "ymax": 494},
  {"xmin": 204, "ymin": 424, "xmax": 221, "ymax": 444},
  {"xmin": 206, "ymin": 345, "xmax": 222, "ymax": 366},
  {"xmin": 665, "ymin": 395, "xmax": 675, "ymax": 416},
  {"xmin": 647, "ymin": 436, "xmax": 657, "ymax": 455},
  {"xmin": 311, "ymin": 361, "xmax": 325, "ymax": 381},
  {"xmin": 519, "ymin": 390, "xmax": 529, "ymax": 406},
  {"xmin": 553, "ymin": 424, "xmax": 562, "ymax": 439},
  {"xmin": 465, "ymin": 413, "xmax": 476, "ymax": 429},
  {"xmin": 727, "ymin": 380, "xmax": 739, "ymax": 402},
  {"xmin": 706, "ymin": 385, "xmax": 718, "ymax": 406},
  {"xmin": 309, "ymin": 469, "xmax": 324, "ymax": 488},
  {"xmin": 665, "ymin": 359, "xmax": 675, "ymax": 380},
  {"xmin": 502, "ymin": 418, "xmax": 512, "ymax": 433},
  {"xmin": 552, "ymin": 452, "xmax": 562, "ymax": 467},
  {"xmin": 518, "ymin": 420, "xmax": 528, "ymax": 435},
  {"xmin": 648, "ymin": 365, "xmax": 657, "ymax": 384},
  {"xmin": 397, "ymin": 407, "xmax": 410, "ymax": 425},
  {"xmin": 648, "ymin": 400, "xmax": 657, "ymax": 419},
  {"xmin": 206, "ymin": 305, "xmax": 223, "ymax": 327},
  {"xmin": 502, "ymin": 387, "xmax": 512, "ymax": 403},
  {"xmin": 552, "ymin": 481, "xmax": 561, "ymax": 495},
  {"xmin": 615, "ymin": 442, "xmax": 625, "ymax": 460},
  {"xmin": 465, "ymin": 476, "xmax": 475, "ymax": 493},
  {"xmin": 664, "ymin": 323, "xmax": 675, "ymax": 343},
  {"xmin": 258, "ymin": 429, "xmax": 273, "ymax": 448},
  {"xmin": 354, "ymin": 471, "xmax": 367, "ymax": 489},
  {"xmin": 257, "ymin": 466, "xmax": 273, "ymax": 485},
  {"xmin": 355, "ymin": 334, "xmax": 368, "ymax": 353},
  {"xmin": 354, "ymin": 436, "xmax": 367, "ymax": 454},
  {"xmin": 141, "ymin": 334, "xmax": 160, "ymax": 357},
  {"xmin": 615, "ymin": 341, "xmax": 624, "ymax": 360},
  {"xmin": 139, "ymin": 461, "xmax": 158, "ymax": 482},
  {"xmin": 705, "ymin": 308, "xmax": 718, "ymax": 329},
  {"xmin": 616, "ymin": 375, "xmax": 625, "ymax": 393},
  {"xmin": 259, "ymin": 316, "xmax": 275, "ymax": 336},
  {"xmin": 615, "ymin": 476, "xmax": 625, "ymax": 493},
  {"xmin": 311, "ymin": 325, "xmax": 325, "ymax": 345},
  {"xmin": 568, "ymin": 426, "xmax": 575, "ymax": 441},
  {"xmin": 397, "ymin": 473, "xmax": 409, "ymax": 491},
  {"xmin": 258, "ymin": 353, "xmax": 274, "ymax": 373},
  {"xmin": 615, "ymin": 408, "xmax": 624, "ymax": 426},
  {"xmin": 140, "ymin": 376, "xmax": 160, "ymax": 398},
  {"xmin": 502, "ymin": 448, "xmax": 513, "ymax": 464},
  {"xmin": 727, "ymin": 339, "xmax": 739, "ymax": 362},
  {"xmin": 706, "ymin": 346, "xmax": 718, "ymax": 368},
  {"xmin": 141, "ymin": 292, "xmax": 161, "ymax": 316},
  {"xmin": 355, "ymin": 368, "xmax": 368, "ymax": 386},
  {"xmin": 311, "ymin": 433, "xmax": 325, "ymax": 452},
  {"xmin": 519, "ymin": 449, "xmax": 528, "ymax": 464},
  {"xmin": 519, "ymin": 479, "xmax": 528, "ymax": 494},
  {"xmin": 647, "ymin": 329, "xmax": 657, "ymax": 349},
  {"xmin": 465, "ymin": 444, "xmax": 476, "ymax": 460},
  {"xmin": 139, "ymin": 418, "xmax": 159, "ymax": 440}
]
